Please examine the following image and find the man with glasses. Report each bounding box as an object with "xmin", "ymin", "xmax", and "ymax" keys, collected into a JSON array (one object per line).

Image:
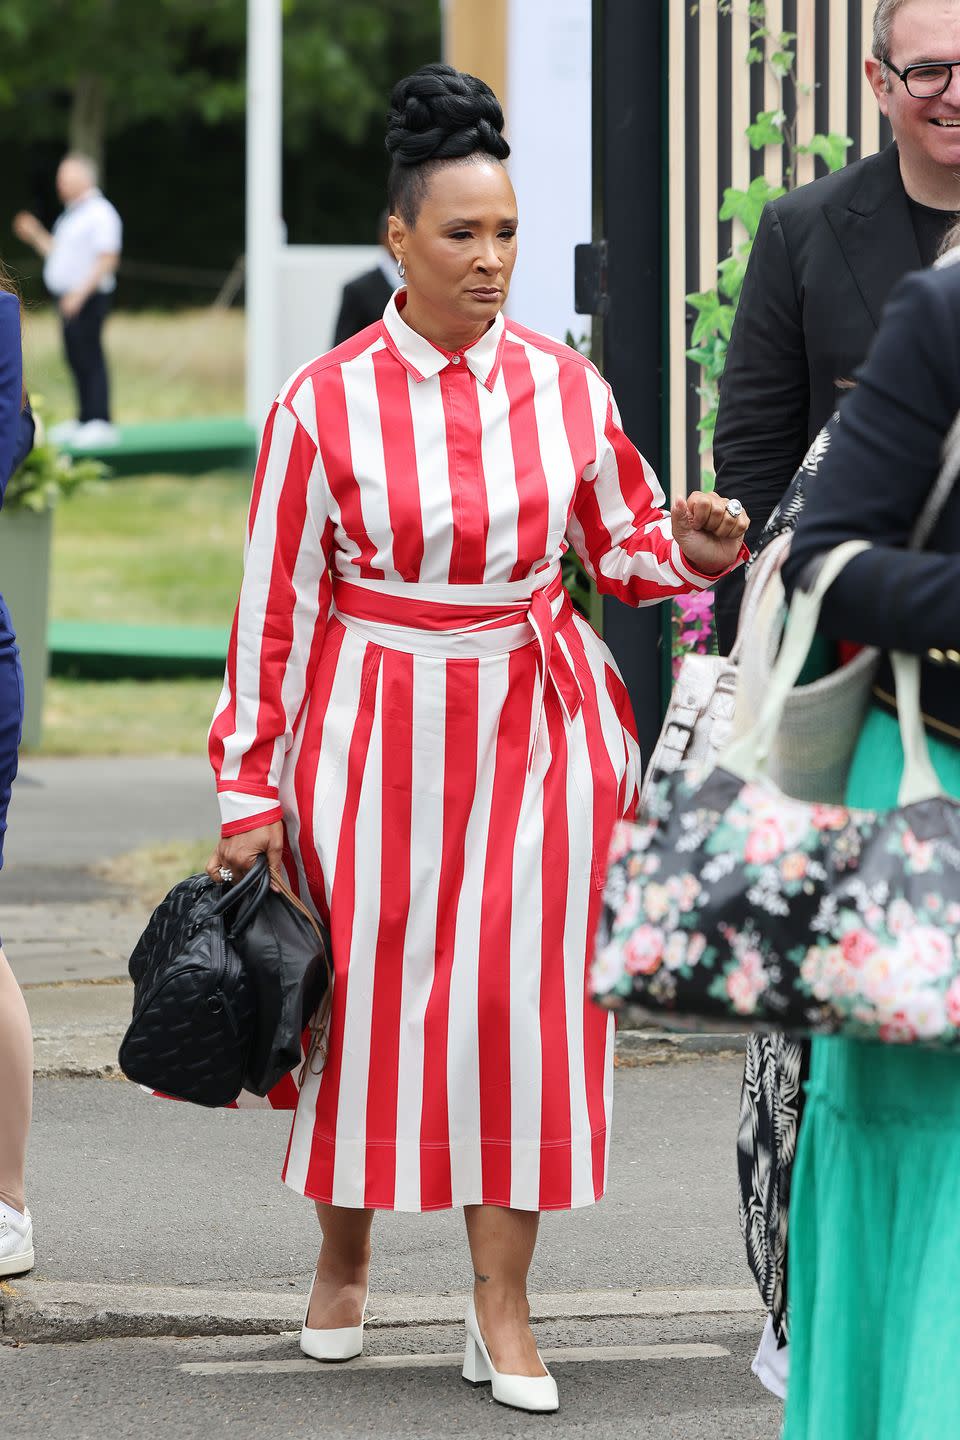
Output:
[{"xmin": 713, "ymin": 0, "xmax": 960, "ymax": 653}]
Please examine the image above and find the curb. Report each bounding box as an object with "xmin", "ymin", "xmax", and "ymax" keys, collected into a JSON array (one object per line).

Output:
[
  {"xmin": 614, "ymin": 1030, "xmax": 747, "ymax": 1065},
  {"xmin": 0, "ymin": 1280, "xmax": 762, "ymax": 1345},
  {"xmin": 30, "ymin": 1029, "xmax": 748, "ymax": 1082}
]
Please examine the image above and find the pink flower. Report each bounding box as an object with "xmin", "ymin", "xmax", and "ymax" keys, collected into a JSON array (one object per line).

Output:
[
  {"xmin": 901, "ymin": 989, "xmax": 948, "ymax": 1040},
  {"xmin": 878, "ymin": 1012, "xmax": 917, "ymax": 1045},
  {"xmin": 887, "ymin": 900, "xmax": 916, "ymax": 937},
  {"xmin": 624, "ymin": 925, "xmax": 665, "ymax": 976},
  {"xmin": 906, "ymin": 927, "xmax": 953, "ymax": 981},
  {"xmin": 861, "ymin": 949, "xmax": 903, "ymax": 1007},
  {"xmin": 676, "ymin": 591, "xmax": 715, "ymax": 623},
  {"xmin": 741, "ymin": 949, "xmax": 765, "ymax": 983},
  {"xmin": 811, "ymin": 804, "xmax": 848, "ymax": 831},
  {"xmin": 840, "ymin": 929, "xmax": 878, "ymax": 969},
  {"xmin": 687, "ymin": 933, "xmax": 707, "ymax": 964},
  {"xmin": 945, "ymin": 978, "xmax": 960, "ymax": 1027},
  {"xmin": 781, "ymin": 852, "xmax": 808, "ymax": 883},
  {"xmin": 745, "ymin": 818, "xmax": 787, "ymax": 866},
  {"xmin": 726, "ymin": 967, "xmax": 760, "ymax": 1015}
]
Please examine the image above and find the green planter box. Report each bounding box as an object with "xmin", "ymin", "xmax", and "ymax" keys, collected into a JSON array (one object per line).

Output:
[{"xmin": 0, "ymin": 506, "xmax": 52, "ymax": 749}]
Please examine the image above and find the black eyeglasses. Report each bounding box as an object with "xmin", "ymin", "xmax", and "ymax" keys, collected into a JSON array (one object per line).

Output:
[{"xmin": 883, "ymin": 57, "xmax": 960, "ymax": 98}]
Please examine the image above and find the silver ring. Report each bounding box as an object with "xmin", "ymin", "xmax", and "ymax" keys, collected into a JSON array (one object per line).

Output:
[
  {"xmin": 218, "ymin": 866, "xmax": 234, "ymax": 883},
  {"xmin": 725, "ymin": 498, "xmax": 744, "ymax": 518}
]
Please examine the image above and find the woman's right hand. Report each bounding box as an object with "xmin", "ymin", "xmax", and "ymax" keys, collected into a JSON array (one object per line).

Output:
[{"xmin": 206, "ymin": 821, "xmax": 284, "ymax": 885}]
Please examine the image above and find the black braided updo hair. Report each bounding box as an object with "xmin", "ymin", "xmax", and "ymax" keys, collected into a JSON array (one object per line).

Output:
[{"xmin": 386, "ymin": 63, "xmax": 511, "ymax": 225}]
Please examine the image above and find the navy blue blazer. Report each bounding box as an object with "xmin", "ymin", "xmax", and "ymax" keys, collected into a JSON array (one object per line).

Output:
[
  {"xmin": 783, "ymin": 262, "xmax": 960, "ymax": 741},
  {"xmin": 0, "ymin": 291, "xmax": 22, "ymax": 498}
]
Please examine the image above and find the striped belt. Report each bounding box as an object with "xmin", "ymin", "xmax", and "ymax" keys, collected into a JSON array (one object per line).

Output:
[{"xmin": 331, "ymin": 566, "xmax": 584, "ymax": 769}]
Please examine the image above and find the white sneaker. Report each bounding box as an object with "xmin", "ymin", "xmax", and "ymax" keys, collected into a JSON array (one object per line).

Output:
[
  {"xmin": 48, "ymin": 419, "xmax": 81, "ymax": 445},
  {"xmin": 0, "ymin": 1205, "xmax": 34, "ymax": 1277},
  {"xmin": 72, "ymin": 419, "xmax": 120, "ymax": 448}
]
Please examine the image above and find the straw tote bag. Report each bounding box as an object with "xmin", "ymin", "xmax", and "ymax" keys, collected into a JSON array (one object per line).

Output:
[{"xmin": 592, "ymin": 539, "xmax": 960, "ymax": 1047}]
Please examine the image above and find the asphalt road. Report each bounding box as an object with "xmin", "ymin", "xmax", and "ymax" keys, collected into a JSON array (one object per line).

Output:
[{"xmin": 3, "ymin": 1320, "xmax": 782, "ymax": 1440}]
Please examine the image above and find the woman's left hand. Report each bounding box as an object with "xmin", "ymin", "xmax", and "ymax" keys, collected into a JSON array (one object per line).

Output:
[{"xmin": 670, "ymin": 490, "xmax": 749, "ymax": 577}]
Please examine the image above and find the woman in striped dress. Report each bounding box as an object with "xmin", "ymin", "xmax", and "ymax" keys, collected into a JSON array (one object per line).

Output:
[{"xmin": 207, "ymin": 64, "xmax": 748, "ymax": 1412}]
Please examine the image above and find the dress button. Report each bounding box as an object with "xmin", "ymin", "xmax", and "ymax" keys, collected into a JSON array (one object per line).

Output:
[
  {"xmin": 947, "ymin": 649, "xmax": 960, "ymax": 666},
  {"xmin": 928, "ymin": 648, "xmax": 946, "ymax": 664},
  {"xmin": 451, "ymin": 355, "xmax": 461, "ymax": 364}
]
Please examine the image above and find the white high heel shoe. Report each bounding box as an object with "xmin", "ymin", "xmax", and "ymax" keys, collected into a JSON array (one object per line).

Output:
[
  {"xmin": 462, "ymin": 1297, "xmax": 559, "ymax": 1413},
  {"xmin": 299, "ymin": 1279, "xmax": 368, "ymax": 1362}
]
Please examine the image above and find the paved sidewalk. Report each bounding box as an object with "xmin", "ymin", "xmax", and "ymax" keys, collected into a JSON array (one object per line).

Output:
[{"xmin": 4, "ymin": 755, "xmax": 217, "ymax": 908}]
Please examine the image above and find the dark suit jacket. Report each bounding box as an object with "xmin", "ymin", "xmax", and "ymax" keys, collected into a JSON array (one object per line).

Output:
[
  {"xmin": 783, "ymin": 262, "xmax": 960, "ymax": 739},
  {"xmin": 333, "ymin": 266, "xmax": 394, "ymax": 347},
  {"xmin": 713, "ymin": 144, "xmax": 923, "ymax": 651}
]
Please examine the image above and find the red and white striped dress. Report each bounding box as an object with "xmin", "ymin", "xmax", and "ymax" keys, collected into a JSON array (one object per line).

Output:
[{"xmin": 210, "ymin": 291, "xmax": 721, "ymax": 1212}]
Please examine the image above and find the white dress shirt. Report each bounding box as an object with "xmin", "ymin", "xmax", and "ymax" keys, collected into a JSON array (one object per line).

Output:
[{"xmin": 43, "ymin": 189, "xmax": 122, "ymax": 297}]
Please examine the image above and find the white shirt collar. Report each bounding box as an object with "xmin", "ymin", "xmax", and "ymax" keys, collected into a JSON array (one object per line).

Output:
[{"xmin": 380, "ymin": 289, "xmax": 505, "ymax": 391}]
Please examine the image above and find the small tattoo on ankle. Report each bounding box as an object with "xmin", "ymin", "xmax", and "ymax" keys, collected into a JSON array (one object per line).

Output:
[{"xmin": 474, "ymin": 1272, "xmax": 489, "ymax": 1283}]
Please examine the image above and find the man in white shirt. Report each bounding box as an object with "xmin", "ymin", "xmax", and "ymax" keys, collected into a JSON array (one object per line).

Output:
[{"xmin": 14, "ymin": 154, "xmax": 122, "ymax": 445}]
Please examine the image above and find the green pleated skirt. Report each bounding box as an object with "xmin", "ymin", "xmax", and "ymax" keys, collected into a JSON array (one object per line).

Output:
[{"xmin": 783, "ymin": 705, "xmax": 960, "ymax": 1440}]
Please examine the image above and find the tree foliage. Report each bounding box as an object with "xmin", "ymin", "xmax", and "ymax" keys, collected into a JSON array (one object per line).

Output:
[
  {"xmin": 0, "ymin": 0, "xmax": 440, "ymax": 303},
  {"xmin": 0, "ymin": 0, "xmax": 439, "ymax": 165}
]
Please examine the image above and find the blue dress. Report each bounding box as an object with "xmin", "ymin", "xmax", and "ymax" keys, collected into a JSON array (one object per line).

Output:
[{"xmin": 0, "ymin": 291, "xmax": 30, "ymax": 886}]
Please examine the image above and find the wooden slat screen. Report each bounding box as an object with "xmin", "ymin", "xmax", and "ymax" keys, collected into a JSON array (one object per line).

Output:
[{"xmin": 669, "ymin": 1, "xmax": 891, "ymax": 495}]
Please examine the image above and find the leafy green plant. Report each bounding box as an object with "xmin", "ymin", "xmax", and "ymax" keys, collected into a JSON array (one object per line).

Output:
[
  {"xmin": 4, "ymin": 399, "xmax": 107, "ymax": 512},
  {"xmin": 686, "ymin": 1, "xmax": 853, "ymax": 485}
]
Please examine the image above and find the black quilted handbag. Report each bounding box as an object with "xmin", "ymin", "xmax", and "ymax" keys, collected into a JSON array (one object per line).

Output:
[{"xmin": 119, "ymin": 856, "xmax": 331, "ymax": 1107}]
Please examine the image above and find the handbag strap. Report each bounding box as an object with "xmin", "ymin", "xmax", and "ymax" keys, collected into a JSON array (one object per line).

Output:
[
  {"xmin": 269, "ymin": 867, "xmax": 326, "ymax": 944},
  {"xmin": 890, "ymin": 651, "xmax": 943, "ymax": 805}
]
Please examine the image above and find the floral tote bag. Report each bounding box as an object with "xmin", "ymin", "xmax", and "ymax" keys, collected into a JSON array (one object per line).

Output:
[{"xmin": 592, "ymin": 540, "xmax": 960, "ymax": 1048}]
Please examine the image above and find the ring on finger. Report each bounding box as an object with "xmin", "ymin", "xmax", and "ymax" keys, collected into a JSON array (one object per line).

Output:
[
  {"xmin": 218, "ymin": 866, "xmax": 234, "ymax": 883},
  {"xmin": 724, "ymin": 498, "xmax": 744, "ymax": 519}
]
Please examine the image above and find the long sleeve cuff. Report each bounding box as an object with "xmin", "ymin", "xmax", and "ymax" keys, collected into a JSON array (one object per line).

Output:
[
  {"xmin": 217, "ymin": 781, "xmax": 284, "ymax": 837},
  {"xmin": 671, "ymin": 539, "xmax": 750, "ymax": 588}
]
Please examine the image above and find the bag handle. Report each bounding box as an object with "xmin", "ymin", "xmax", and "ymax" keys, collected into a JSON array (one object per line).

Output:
[
  {"xmin": 722, "ymin": 540, "xmax": 944, "ymax": 805},
  {"xmin": 722, "ymin": 539, "xmax": 871, "ymax": 776},
  {"xmin": 269, "ymin": 866, "xmax": 326, "ymax": 944},
  {"xmin": 210, "ymin": 852, "xmax": 271, "ymax": 937},
  {"xmin": 890, "ymin": 651, "xmax": 943, "ymax": 805}
]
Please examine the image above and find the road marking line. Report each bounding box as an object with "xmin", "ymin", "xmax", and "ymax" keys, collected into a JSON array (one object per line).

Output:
[{"xmin": 181, "ymin": 1342, "xmax": 729, "ymax": 1376}]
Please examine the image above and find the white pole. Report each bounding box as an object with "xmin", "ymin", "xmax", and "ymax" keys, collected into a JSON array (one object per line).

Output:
[{"xmin": 245, "ymin": 0, "xmax": 283, "ymax": 425}]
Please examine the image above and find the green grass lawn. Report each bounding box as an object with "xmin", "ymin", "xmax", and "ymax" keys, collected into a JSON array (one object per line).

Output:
[
  {"xmin": 41, "ymin": 676, "xmax": 225, "ymax": 756},
  {"xmin": 24, "ymin": 306, "xmax": 245, "ymax": 426},
  {"xmin": 22, "ymin": 306, "xmax": 252, "ymax": 756},
  {"xmin": 50, "ymin": 471, "xmax": 249, "ymax": 626}
]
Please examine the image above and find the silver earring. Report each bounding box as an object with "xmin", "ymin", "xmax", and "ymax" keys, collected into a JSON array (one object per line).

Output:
[{"xmin": 398, "ymin": 258, "xmax": 406, "ymax": 279}]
